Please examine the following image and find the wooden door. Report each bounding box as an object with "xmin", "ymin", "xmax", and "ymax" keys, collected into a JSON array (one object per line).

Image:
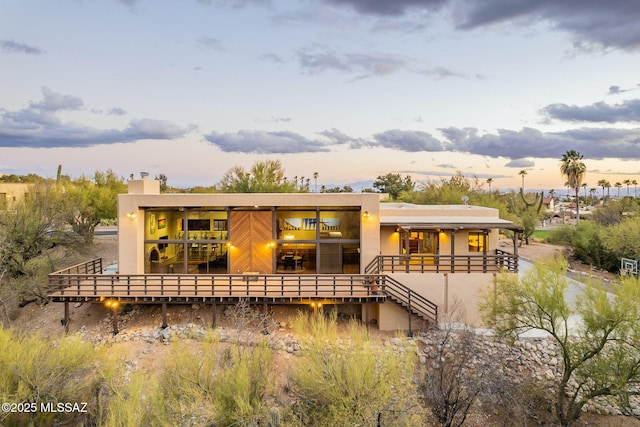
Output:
[{"xmin": 229, "ymin": 211, "xmax": 273, "ymax": 273}]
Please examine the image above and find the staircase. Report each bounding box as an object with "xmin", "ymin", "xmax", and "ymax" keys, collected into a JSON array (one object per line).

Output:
[
  {"xmin": 382, "ymin": 276, "xmax": 438, "ymax": 324},
  {"xmin": 365, "ymin": 257, "xmax": 438, "ymax": 325}
]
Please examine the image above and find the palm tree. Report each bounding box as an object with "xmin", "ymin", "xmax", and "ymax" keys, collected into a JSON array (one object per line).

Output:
[
  {"xmin": 549, "ymin": 189, "xmax": 556, "ymax": 200},
  {"xmin": 615, "ymin": 182, "xmax": 622, "ymax": 198},
  {"xmin": 624, "ymin": 179, "xmax": 631, "ymax": 196},
  {"xmin": 633, "ymin": 179, "xmax": 638, "ymax": 198},
  {"xmin": 486, "ymin": 177, "xmax": 493, "ymax": 194},
  {"xmin": 519, "ymin": 170, "xmax": 527, "ymax": 191},
  {"xmin": 597, "ymin": 179, "xmax": 609, "ymax": 205},
  {"xmin": 590, "ymin": 188, "xmax": 597, "ymax": 206},
  {"xmin": 560, "ymin": 150, "xmax": 586, "ymax": 223},
  {"xmin": 313, "ymin": 172, "xmax": 319, "ymax": 193},
  {"xmin": 581, "ymin": 183, "xmax": 588, "ymax": 202}
]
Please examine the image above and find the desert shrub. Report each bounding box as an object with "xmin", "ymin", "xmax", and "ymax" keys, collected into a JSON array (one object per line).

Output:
[
  {"xmin": 160, "ymin": 330, "xmax": 275, "ymax": 426},
  {"xmin": 288, "ymin": 311, "xmax": 422, "ymax": 426},
  {"xmin": 0, "ymin": 327, "xmax": 96, "ymax": 426},
  {"xmin": 548, "ymin": 222, "xmax": 616, "ymax": 271},
  {"xmin": 93, "ymin": 347, "xmax": 165, "ymax": 427},
  {"xmin": 602, "ymin": 217, "xmax": 640, "ymax": 269},
  {"xmin": 487, "ymin": 377, "xmax": 555, "ymax": 426}
]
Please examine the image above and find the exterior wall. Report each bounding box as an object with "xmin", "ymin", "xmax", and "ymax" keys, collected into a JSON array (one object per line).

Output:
[
  {"xmin": 379, "ymin": 226, "xmax": 399, "ymax": 254},
  {"xmin": 376, "ymin": 272, "xmax": 501, "ymax": 329},
  {"xmin": 0, "ymin": 183, "xmax": 34, "ymax": 209},
  {"xmin": 118, "ymin": 180, "xmax": 381, "ymax": 275}
]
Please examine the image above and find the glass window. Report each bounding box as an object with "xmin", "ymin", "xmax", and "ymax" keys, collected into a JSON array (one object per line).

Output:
[
  {"xmin": 468, "ymin": 232, "xmax": 486, "ymax": 252},
  {"xmin": 144, "ymin": 208, "xmax": 228, "ymax": 273},
  {"xmin": 319, "ymin": 209, "xmax": 360, "ymax": 240},
  {"xmin": 276, "ymin": 243, "xmax": 315, "ymax": 273},
  {"xmin": 276, "ymin": 209, "xmax": 316, "ymax": 241}
]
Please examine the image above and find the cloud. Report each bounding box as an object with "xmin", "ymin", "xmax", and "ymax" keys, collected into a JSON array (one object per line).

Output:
[
  {"xmin": 608, "ymin": 85, "xmax": 632, "ymax": 95},
  {"xmin": 204, "ymin": 130, "xmax": 332, "ymax": 153},
  {"xmin": 0, "ymin": 39, "xmax": 43, "ymax": 55},
  {"xmin": 318, "ymin": 128, "xmax": 371, "ymax": 148},
  {"xmin": 325, "ymin": 0, "xmax": 447, "ymax": 17},
  {"xmin": 442, "ymin": 126, "xmax": 640, "ymax": 160},
  {"xmin": 108, "ymin": 107, "xmax": 127, "ymax": 116},
  {"xmin": 323, "ymin": 0, "xmax": 640, "ymax": 51},
  {"xmin": 372, "ymin": 129, "xmax": 444, "ymax": 152},
  {"xmin": 0, "ymin": 88, "xmax": 190, "ymax": 148},
  {"xmin": 34, "ymin": 87, "xmax": 84, "ymax": 112},
  {"xmin": 542, "ymin": 99, "xmax": 640, "ymax": 123},
  {"xmin": 505, "ymin": 158, "xmax": 535, "ymax": 168},
  {"xmin": 296, "ymin": 45, "xmax": 411, "ymax": 79},
  {"xmin": 198, "ymin": 37, "xmax": 226, "ymax": 51},
  {"xmin": 260, "ymin": 53, "xmax": 286, "ymax": 63},
  {"xmin": 197, "ymin": 0, "xmax": 269, "ymax": 7}
]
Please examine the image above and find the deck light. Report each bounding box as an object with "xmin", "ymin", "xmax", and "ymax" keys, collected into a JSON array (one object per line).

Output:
[
  {"xmin": 127, "ymin": 211, "xmax": 137, "ymax": 219},
  {"xmin": 104, "ymin": 300, "xmax": 119, "ymax": 309},
  {"xmin": 362, "ymin": 211, "xmax": 370, "ymax": 218}
]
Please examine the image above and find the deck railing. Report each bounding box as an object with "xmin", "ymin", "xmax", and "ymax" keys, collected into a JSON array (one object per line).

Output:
[
  {"xmin": 48, "ymin": 261, "xmax": 386, "ymax": 303},
  {"xmin": 382, "ymin": 276, "xmax": 438, "ymax": 324},
  {"xmin": 364, "ymin": 251, "xmax": 518, "ymax": 275}
]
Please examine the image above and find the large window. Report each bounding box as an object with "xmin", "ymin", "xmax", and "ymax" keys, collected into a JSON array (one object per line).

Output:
[
  {"xmin": 145, "ymin": 205, "xmax": 362, "ymax": 274},
  {"xmin": 144, "ymin": 208, "xmax": 228, "ymax": 273},
  {"xmin": 275, "ymin": 207, "xmax": 361, "ymax": 273}
]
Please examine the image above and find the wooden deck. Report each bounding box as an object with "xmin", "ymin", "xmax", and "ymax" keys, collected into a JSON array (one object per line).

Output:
[{"xmin": 48, "ymin": 260, "xmax": 386, "ymax": 304}]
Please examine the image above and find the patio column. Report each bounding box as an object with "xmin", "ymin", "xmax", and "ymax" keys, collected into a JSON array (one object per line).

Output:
[
  {"xmin": 483, "ymin": 230, "xmax": 489, "ymax": 272},
  {"xmin": 513, "ymin": 230, "xmax": 520, "ymax": 272},
  {"xmin": 63, "ymin": 302, "xmax": 70, "ymax": 334},
  {"xmin": 112, "ymin": 306, "xmax": 119, "ymax": 335},
  {"xmin": 450, "ymin": 230, "xmax": 456, "ymax": 273},
  {"xmin": 161, "ymin": 302, "xmax": 168, "ymax": 329},
  {"xmin": 211, "ymin": 303, "xmax": 217, "ymax": 328}
]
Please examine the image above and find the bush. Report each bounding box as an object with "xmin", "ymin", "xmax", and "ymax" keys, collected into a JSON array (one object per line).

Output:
[
  {"xmin": 0, "ymin": 327, "xmax": 96, "ymax": 426},
  {"xmin": 160, "ymin": 330, "xmax": 275, "ymax": 426},
  {"xmin": 94, "ymin": 346, "xmax": 165, "ymax": 427},
  {"xmin": 288, "ymin": 311, "xmax": 422, "ymax": 426}
]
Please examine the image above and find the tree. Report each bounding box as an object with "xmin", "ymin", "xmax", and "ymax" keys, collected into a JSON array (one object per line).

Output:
[
  {"xmin": 633, "ymin": 179, "xmax": 638, "ymax": 198},
  {"xmin": 486, "ymin": 177, "xmax": 493, "ymax": 194},
  {"xmin": 372, "ymin": 173, "xmax": 414, "ymax": 201},
  {"xmin": 597, "ymin": 179, "xmax": 609, "ymax": 205},
  {"xmin": 63, "ymin": 170, "xmax": 127, "ymax": 243},
  {"xmin": 324, "ymin": 185, "xmax": 353, "ymax": 193},
  {"xmin": 218, "ymin": 160, "xmax": 299, "ymax": 193},
  {"xmin": 420, "ymin": 303, "xmax": 500, "ymax": 427},
  {"xmin": 154, "ymin": 173, "xmax": 168, "ymax": 192},
  {"xmin": 313, "ymin": 171, "xmax": 319, "ymax": 193},
  {"xmin": 615, "ymin": 182, "xmax": 622, "ymax": 198},
  {"xmin": 481, "ymin": 257, "xmax": 640, "ymax": 426},
  {"xmin": 624, "ymin": 179, "xmax": 631, "ymax": 196},
  {"xmin": 560, "ymin": 150, "xmax": 586, "ymax": 223},
  {"xmin": 518, "ymin": 169, "xmax": 527, "ymax": 191},
  {"xmin": 0, "ymin": 183, "xmax": 79, "ymax": 304}
]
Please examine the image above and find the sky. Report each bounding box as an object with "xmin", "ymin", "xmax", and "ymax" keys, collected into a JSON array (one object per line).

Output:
[{"xmin": 2, "ymin": 0, "xmax": 640, "ymax": 192}]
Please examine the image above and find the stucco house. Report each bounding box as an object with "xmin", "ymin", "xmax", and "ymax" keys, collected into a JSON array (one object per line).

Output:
[
  {"xmin": 0, "ymin": 182, "xmax": 34, "ymax": 210},
  {"xmin": 48, "ymin": 178, "xmax": 521, "ymax": 332}
]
